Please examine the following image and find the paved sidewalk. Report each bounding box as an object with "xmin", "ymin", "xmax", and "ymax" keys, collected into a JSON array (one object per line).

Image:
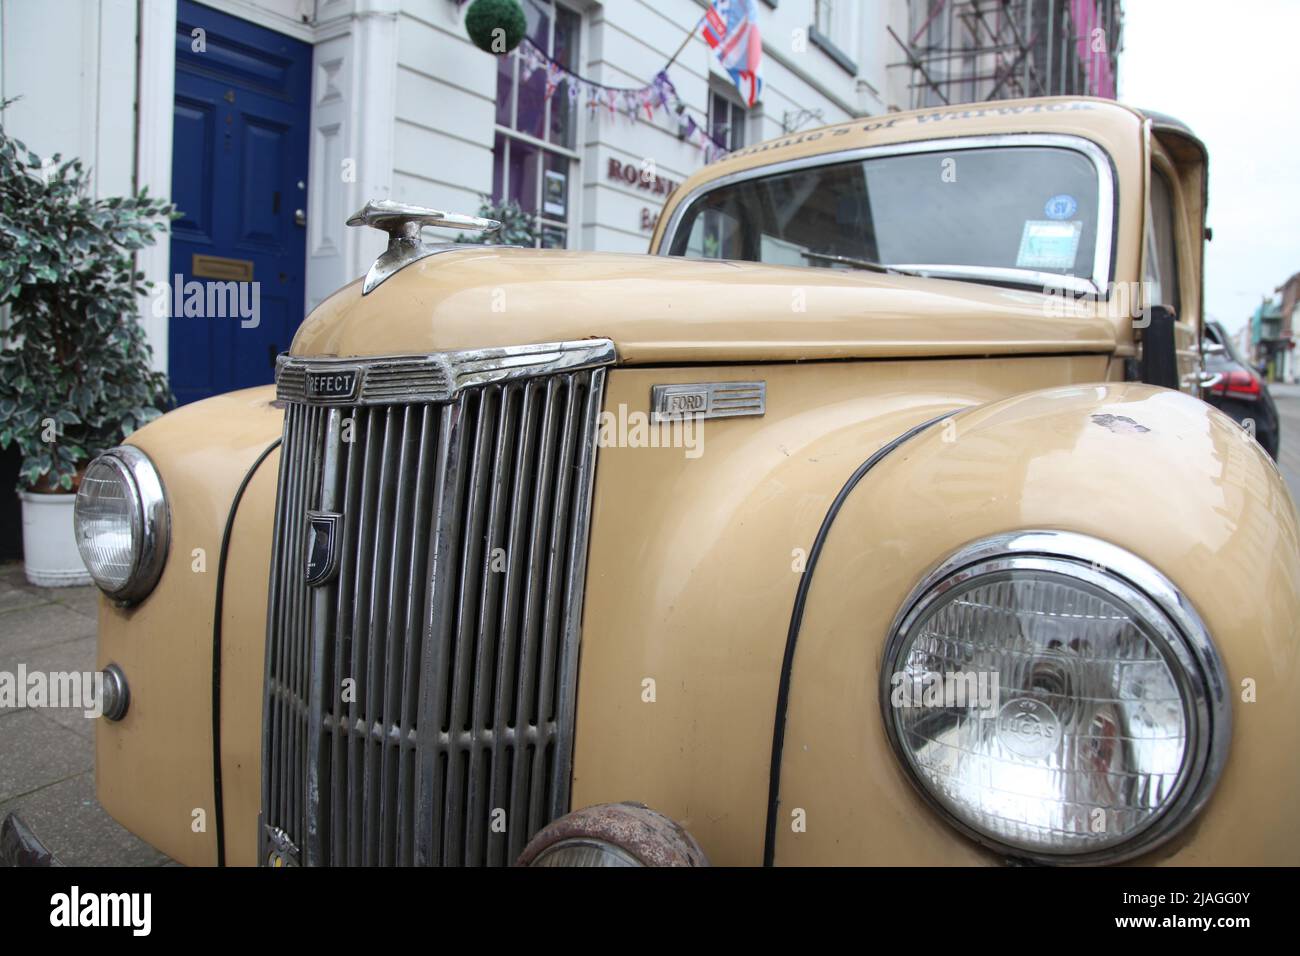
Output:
[{"xmin": 0, "ymin": 561, "xmax": 170, "ymax": 865}]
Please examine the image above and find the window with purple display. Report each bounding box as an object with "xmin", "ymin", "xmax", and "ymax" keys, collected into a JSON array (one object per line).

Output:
[
  {"xmin": 709, "ymin": 89, "xmax": 747, "ymax": 152},
  {"xmin": 493, "ymin": 1, "xmax": 581, "ymax": 248}
]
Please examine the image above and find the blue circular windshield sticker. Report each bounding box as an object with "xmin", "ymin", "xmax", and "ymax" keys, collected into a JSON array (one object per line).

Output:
[{"xmin": 1044, "ymin": 194, "xmax": 1078, "ymax": 220}]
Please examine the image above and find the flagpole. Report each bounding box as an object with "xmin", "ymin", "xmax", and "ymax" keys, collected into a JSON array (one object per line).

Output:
[{"xmin": 663, "ymin": 10, "xmax": 708, "ymax": 72}]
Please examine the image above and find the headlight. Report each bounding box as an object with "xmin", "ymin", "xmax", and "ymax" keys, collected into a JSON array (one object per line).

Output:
[
  {"xmin": 881, "ymin": 531, "xmax": 1229, "ymax": 865},
  {"xmin": 74, "ymin": 446, "xmax": 169, "ymax": 604},
  {"xmin": 517, "ymin": 803, "xmax": 709, "ymax": 867},
  {"xmin": 527, "ymin": 838, "xmax": 642, "ymax": 868}
]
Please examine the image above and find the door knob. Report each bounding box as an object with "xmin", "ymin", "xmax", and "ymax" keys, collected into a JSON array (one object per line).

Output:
[{"xmin": 294, "ymin": 208, "xmax": 306, "ymax": 227}]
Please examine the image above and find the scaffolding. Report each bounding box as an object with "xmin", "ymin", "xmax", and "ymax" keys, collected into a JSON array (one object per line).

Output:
[{"xmin": 891, "ymin": 0, "xmax": 1124, "ymax": 109}]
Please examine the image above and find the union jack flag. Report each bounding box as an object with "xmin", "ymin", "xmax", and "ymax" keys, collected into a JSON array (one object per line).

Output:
[{"xmin": 702, "ymin": 0, "xmax": 764, "ymax": 108}]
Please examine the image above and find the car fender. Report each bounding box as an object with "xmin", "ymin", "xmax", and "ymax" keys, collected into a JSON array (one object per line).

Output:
[
  {"xmin": 571, "ymin": 356, "xmax": 1109, "ymax": 864},
  {"xmin": 96, "ymin": 386, "xmax": 282, "ymax": 867},
  {"xmin": 772, "ymin": 382, "xmax": 1300, "ymax": 864}
]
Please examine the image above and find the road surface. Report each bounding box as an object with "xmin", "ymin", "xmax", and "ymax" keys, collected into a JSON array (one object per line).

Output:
[{"xmin": 1269, "ymin": 383, "xmax": 1300, "ymax": 506}]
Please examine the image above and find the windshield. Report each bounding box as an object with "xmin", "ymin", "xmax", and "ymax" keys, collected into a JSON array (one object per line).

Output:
[{"xmin": 667, "ymin": 144, "xmax": 1104, "ymax": 288}]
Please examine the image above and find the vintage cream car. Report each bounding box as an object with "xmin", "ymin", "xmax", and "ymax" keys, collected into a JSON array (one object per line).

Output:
[{"xmin": 24, "ymin": 97, "xmax": 1300, "ymax": 867}]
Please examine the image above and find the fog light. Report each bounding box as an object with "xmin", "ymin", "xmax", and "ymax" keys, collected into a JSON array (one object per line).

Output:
[
  {"xmin": 517, "ymin": 803, "xmax": 709, "ymax": 867},
  {"xmin": 99, "ymin": 663, "xmax": 129, "ymax": 722}
]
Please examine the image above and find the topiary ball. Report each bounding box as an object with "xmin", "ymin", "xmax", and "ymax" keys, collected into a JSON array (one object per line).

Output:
[{"xmin": 465, "ymin": 0, "xmax": 527, "ymax": 54}]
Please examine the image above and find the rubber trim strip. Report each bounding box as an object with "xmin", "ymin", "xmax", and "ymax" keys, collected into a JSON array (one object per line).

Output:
[
  {"xmin": 762, "ymin": 411, "xmax": 957, "ymax": 866},
  {"xmin": 212, "ymin": 437, "xmax": 282, "ymax": 867}
]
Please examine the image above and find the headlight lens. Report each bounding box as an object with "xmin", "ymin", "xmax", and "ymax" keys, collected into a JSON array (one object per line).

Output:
[
  {"xmin": 529, "ymin": 839, "xmax": 642, "ymax": 867},
  {"xmin": 74, "ymin": 447, "xmax": 169, "ymax": 603},
  {"xmin": 881, "ymin": 532, "xmax": 1229, "ymax": 864}
]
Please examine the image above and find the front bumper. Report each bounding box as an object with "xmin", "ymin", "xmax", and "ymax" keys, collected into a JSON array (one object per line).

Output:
[{"xmin": 0, "ymin": 813, "xmax": 61, "ymax": 866}]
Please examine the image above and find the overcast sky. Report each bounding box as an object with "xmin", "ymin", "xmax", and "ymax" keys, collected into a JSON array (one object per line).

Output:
[{"xmin": 1118, "ymin": 0, "xmax": 1300, "ymax": 335}]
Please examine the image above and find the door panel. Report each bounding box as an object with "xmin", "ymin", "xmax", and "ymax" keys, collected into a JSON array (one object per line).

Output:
[
  {"xmin": 239, "ymin": 118, "xmax": 290, "ymax": 245},
  {"xmin": 171, "ymin": 98, "xmax": 215, "ymax": 239},
  {"xmin": 169, "ymin": 0, "xmax": 311, "ymax": 405}
]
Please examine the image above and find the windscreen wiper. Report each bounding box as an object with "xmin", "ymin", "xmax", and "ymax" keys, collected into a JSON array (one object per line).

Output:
[{"xmin": 799, "ymin": 250, "xmax": 924, "ymax": 277}]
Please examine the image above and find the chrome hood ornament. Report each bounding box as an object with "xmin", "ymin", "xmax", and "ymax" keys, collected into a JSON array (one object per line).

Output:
[{"xmin": 346, "ymin": 199, "xmax": 501, "ymax": 295}]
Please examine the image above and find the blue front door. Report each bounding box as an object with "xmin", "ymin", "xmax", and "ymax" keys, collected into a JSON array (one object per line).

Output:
[{"xmin": 169, "ymin": 0, "xmax": 311, "ymax": 405}]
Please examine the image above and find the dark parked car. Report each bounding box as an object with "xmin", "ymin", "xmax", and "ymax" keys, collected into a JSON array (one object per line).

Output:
[{"xmin": 1202, "ymin": 320, "xmax": 1280, "ymax": 459}]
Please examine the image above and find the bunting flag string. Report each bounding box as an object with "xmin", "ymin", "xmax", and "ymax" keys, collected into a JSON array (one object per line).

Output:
[{"xmin": 516, "ymin": 37, "xmax": 728, "ymax": 163}]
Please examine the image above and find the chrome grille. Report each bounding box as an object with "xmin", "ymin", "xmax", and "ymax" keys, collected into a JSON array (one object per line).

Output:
[{"xmin": 261, "ymin": 341, "xmax": 612, "ymax": 866}]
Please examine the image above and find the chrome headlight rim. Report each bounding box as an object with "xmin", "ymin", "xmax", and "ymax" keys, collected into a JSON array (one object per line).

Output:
[
  {"xmin": 880, "ymin": 530, "xmax": 1231, "ymax": 866},
  {"xmin": 75, "ymin": 445, "xmax": 170, "ymax": 604}
]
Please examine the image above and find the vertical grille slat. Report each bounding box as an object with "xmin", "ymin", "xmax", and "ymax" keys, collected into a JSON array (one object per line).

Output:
[
  {"xmin": 395, "ymin": 405, "xmax": 438, "ymax": 866},
  {"xmin": 415, "ymin": 402, "xmax": 468, "ymax": 867},
  {"xmin": 496, "ymin": 382, "xmax": 539, "ymax": 864},
  {"xmin": 260, "ymin": 349, "xmax": 608, "ymax": 868},
  {"xmin": 530, "ymin": 379, "xmax": 580, "ymax": 830},
  {"xmin": 328, "ymin": 405, "xmax": 364, "ymax": 865},
  {"xmin": 362, "ymin": 408, "xmax": 399, "ymax": 865},
  {"xmin": 514, "ymin": 378, "xmax": 561, "ymax": 844},
  {"xmin": 305, "ymin": 408, "xmax": 343, "ymax": 866},
  {"xmin": 463, "ymin": 388, "xmax": 501, "ymax": 867},
  {"xmin": 447, "ymin": 389, "xmax": 494, "ymax": 865},
  {"xmin": 349, "ymin": 407, "xmax": 383, "ymax": 866},
  {"xmin": 290, "ymin": 408, "xmax": 311, "ymax": 837},
  {"xmin": 379, "ymin": 406, "xmax": 418, "ymax": 865},
  {"xmin": 281, "ymin": 407, "xmax": 303, "ymax": 839},
  {"xmin": 549, "ymin": 373, "xmax": 603, "ymax": 820},
  {"xmin": 480, "ymin": 385, "xmax": 520, "ymax": 867}
]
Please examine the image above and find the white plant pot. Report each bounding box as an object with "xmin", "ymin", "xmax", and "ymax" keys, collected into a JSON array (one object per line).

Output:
[{"xmin": 19, "ymin": 490, "xmax": 92, "ymax": 587}]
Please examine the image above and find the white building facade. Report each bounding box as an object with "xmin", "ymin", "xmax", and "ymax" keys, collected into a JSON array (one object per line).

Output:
[{"xmin": 1, "ymin": 0, "xmax": 910, "ymax": 399}]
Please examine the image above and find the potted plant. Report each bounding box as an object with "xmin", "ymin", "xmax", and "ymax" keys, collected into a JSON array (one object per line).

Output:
[
  {"xmin": 454, "ymin": 197, "xmax": 537, "ymax": 246},
  {"xmin": 0, "ymin": 101, "xmax": 174, "ymax": 586}
]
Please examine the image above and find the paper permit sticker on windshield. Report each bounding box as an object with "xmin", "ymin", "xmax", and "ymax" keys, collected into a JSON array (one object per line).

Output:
[{"xmin": 1016, "ymin": 220, "xmax": 1082, "ymax": 270}]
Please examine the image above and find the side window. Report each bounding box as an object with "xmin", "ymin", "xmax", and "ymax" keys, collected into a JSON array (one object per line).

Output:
[
  {"xmin": 1145, "ymin": 169, "xmax": 1182, "ymax": 317},
  {"xmin": 684, "ymin": 207, "xmax": 743, "ymax": 259}
]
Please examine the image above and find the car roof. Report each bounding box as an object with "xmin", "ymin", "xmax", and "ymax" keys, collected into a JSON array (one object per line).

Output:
[
  {"xmin": 700, "ymin": 96, "xmax": 1144, "ymax": 176},
  {"xmin": 654, "ymin": 95, "xmax": 1148, "ymax": 254}
]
